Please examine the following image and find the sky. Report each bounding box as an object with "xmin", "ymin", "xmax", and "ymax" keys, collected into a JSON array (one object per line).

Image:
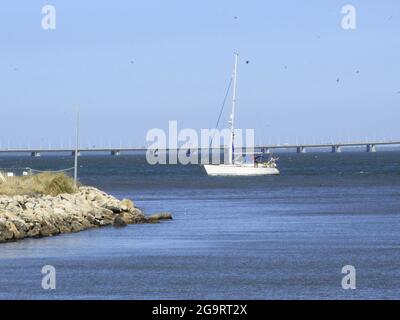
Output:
[{"xmin": 0, "ymin": 0, "xmax": 399, "ymax": 148}]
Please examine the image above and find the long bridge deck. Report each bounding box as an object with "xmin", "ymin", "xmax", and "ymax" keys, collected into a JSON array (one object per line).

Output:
[{"xmin": 0, "ymin": 141, "xmax": 399, "ymax": 156}]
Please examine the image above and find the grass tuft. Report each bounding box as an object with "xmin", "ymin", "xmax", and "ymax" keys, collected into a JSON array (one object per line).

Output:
[{"xmin": 0, "ymin": 172, "xmax": 77, "ymax": 196}]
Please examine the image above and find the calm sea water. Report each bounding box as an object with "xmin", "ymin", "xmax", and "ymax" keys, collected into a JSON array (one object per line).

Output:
[{"xmin": 0, "ymin": 152, "xmax": 399, "ymax": 299}]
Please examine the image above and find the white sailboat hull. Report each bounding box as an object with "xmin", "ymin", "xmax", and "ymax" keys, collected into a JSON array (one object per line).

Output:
[{"xmin": 203, "ymin": 164, "xmax": 280, "ymax": 176}]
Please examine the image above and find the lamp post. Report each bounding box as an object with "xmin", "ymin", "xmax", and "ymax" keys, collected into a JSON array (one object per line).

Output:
[{"xmin": 74, "ymin": 107, "xmax": 79, "ymax": 186}]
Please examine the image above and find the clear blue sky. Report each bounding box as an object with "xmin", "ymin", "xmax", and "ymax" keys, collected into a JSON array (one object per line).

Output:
[{"xmin": 0, "ymin": 0, "xmax": 399, "ymax": 148}]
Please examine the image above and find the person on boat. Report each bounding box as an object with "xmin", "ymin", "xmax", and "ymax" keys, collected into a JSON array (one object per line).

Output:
[{"xmin": 254, "ymin": 154, "xmax": 262, "ymax": 167}]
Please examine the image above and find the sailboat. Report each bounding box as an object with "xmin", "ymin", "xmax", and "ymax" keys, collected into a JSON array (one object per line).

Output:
[{"xmin": 203, "ymin": 53, "xmax": 280, "ymax": 176}]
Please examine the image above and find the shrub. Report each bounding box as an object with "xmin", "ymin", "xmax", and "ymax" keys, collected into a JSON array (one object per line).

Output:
[{"xmin": 0, "ymin": 172, "xmax": 77, "ymax": 196}]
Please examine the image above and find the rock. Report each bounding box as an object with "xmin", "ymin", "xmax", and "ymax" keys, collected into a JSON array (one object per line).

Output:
[
  {"xmin": 121, "ymin": 199, "xmax": 135, "ymax": 211},
  {"xmin": 58, "ymin": 224, "xmax": 72, "ymax": 233},
  {"xmin": 71, "ymin": 221, "xmax": 84, "ymax": 232},
  {"xmin": 26, "ymin": 224, "xmax": 41, "ymax": 237},
  {"xmin": 0, "ymin": 218, "xmax": 14, "ymax": 242},
  {"xmin": 11, "ymin": 217, "xmax": 28, "ymax": 232},
  {"xmin": 114, "ymin": 212, "xmax": 134, "ymax": 224},
  {"xmin": 100, "ymin": 208, "xmax": 114, "ymax": 217},
  {"xmin": 86, "ymin": 193, "xmax": 98, "ymax": 201},
  {"xmin": 13, "ymin": 195, "xmax": 25, "ymax": 204},
  {"xmin": 147, "ymin": 212, "xmax": 173, "ymax": 222},
  {"xmin": 101, "ymin": 202, "xmax": 122, "ymax": 213},
  {"xmin": 40, "ymin": 222, "xmax": 59, "ymax": 237},
  {"xmin": 113, "ymin": 215, "xmax": 127, "ymax": 227},
  {"xmin": 60, "ymin": 193, "xmax": 75, "ymax": 202},
  {"xmin": 0, "ymin": 186, "xmax": 171, "ymax": 243},
  {"xmin": 5, "ymin": 221, "xmax": 22, "ymax": 239},
  {"xmin": 25, "ymin": 202, "xmax": 36, "ymax": 210}
]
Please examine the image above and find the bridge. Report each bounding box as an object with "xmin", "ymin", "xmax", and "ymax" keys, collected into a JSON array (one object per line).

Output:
[
  {"xmin": 0, "ymin": 141, "xmax": 399, "ymax": 157},
  {"xmin": 257, "ymin": 141, "xmax": 400, "ymax": 154}
]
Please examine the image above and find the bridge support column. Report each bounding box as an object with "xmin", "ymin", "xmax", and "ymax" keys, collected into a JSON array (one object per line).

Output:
[
  {"xmin": 71, "ymin": 150, "xmax": 81, "ymax": 157},
  {"xmin": 366, "ymin": 144, "xmax": 376, "ymax": 153},
  {"xmin": 111, "ymin": 150, "xmax": 121, "ymax": 156},
  {"xmin": 31, "ymin": 151, "xmax": 41, "ymax": 157},
  {"xmin": 296, "ymin": 146, "xmax": 306, "ymax": 154},
  {"xmin": 332, "ymin": 145, "xmax": 342, "ymax": 153}
]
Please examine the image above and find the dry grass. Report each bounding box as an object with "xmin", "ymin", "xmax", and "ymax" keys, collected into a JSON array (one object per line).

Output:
[{"xmin": 0, "ymin": 172, "xmax": 77, "ymax": 196}]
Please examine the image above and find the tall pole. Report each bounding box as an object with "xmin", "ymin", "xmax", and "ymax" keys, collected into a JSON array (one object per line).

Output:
[
  {"xmin": 229, "ymin": 53, "xmax": 238, "ymax": 164},
  {"xmin": 74, "ymin": 107, "xmax": 79, "ymax": 187}
]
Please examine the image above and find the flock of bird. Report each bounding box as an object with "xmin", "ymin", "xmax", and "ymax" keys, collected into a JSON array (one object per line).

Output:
[
  {"xmin": 231, "ymin": 15, "xmax": 399, "ymax": 93},
  {"xmin": 8, "ymin": 15, "xmax": 399, "ymax": 94}
]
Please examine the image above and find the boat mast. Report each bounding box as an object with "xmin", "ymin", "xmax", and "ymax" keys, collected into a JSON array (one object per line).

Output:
[{"xmin": 229, "ymin": 53, "xmax": 238, "ymax": 164}]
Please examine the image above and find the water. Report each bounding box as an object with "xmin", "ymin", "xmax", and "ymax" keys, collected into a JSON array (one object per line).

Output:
[{"xmin": 0, "ymin": 152, "xmax": 399, "ymax": 299}]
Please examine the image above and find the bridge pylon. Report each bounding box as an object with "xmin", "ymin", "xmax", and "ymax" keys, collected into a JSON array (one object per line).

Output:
[
  {"xmin": 296, "ymin": 146, "xmax": 306, "ymax": 154},
  {"xmin": 366, "ymin": 144, "xmax": 376, "ymax": 153},
  {"xmin": 332, "ymin": 145, "xmax": 342, "ymax": 153}
]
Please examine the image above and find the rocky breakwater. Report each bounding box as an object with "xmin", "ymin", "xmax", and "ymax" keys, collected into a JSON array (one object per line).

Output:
[{"xmin": 0, "ymin": 186, "xmax": 172, "ymax": 243}]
